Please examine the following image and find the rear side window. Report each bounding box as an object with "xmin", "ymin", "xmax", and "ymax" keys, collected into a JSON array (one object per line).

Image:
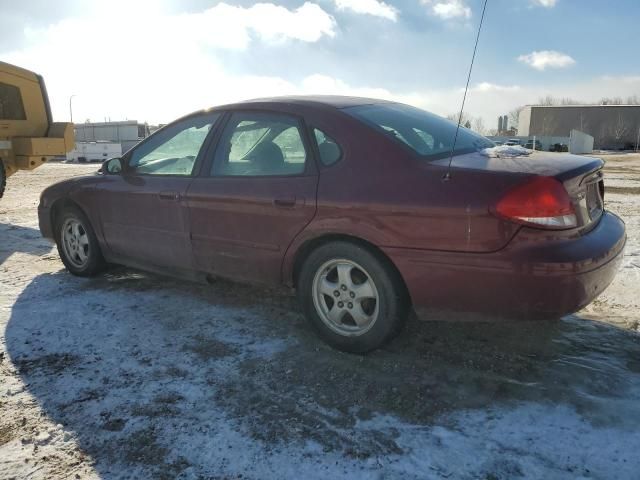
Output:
[
  {"xmin": 313, "ymin": 128, "xmax": 342, "ymax": 166},
  {"xmin": 212, "ymin": 112, "xmax": 307, "ymax": 176},
  {"xmin": 0, "ymin": 82, "xmax": 27, "ymax": 120},
  {"xmin": 345, "ymin": 103, "xmax": 493, "ymax": 159}
]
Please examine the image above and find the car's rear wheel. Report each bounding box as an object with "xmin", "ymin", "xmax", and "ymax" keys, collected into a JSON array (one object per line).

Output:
[
  {"xmin": 55, "ymin": 206, "xmax": 105, "ymax": 276},
  {"xmin": 297, "ymin": 241, "xmax": 409, "ymax": 353}
]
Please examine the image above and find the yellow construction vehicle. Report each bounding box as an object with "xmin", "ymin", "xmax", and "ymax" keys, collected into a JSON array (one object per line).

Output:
[{"xmin": 0, "ymin": 61, "xmax": 74, "ymax": 197}]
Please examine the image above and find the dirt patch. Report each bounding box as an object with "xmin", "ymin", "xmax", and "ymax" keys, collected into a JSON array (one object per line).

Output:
[
  {"xmin": 606, "ymin": 186, "xmax": 640, "ymax": 195},
  {"xmin": 183, "ymin": 335, "xmax": 239, "ymax": 360},
  {"xmin": 14, "ymin": 353, "xmax": 80, "ymax": 376},
  {"xmin": 101, "ymin": 418, "xmax": 127, "ymax": 432},
  {"xmin": 0, "ymin": 424, "xmax": 15, "ymax": 447},
  {"xmin": 212, "ymin": 316, "xmax": 640, "ymax": 457},
  {"xmin": 131, "ymin": 392, "xmax": 185, "ymax": 418},
  {"xmin": 123, "ymin": 428, "xmax": 168, "ymax": 465}
]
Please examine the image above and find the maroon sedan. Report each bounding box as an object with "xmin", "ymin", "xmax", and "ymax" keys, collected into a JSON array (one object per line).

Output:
[{"xmin": 38, "ymin": 96, "xmax": 626, "ymax": 352}]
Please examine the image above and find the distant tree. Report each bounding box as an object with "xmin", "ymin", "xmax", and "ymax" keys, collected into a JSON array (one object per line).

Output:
[
  {"xmin": 508, "ymin": 106, "xmax": 525, "ymax": 130},
  {"xmin": 473, "ymin": 117, "xmax": 487, "ymax": 135},
  {"xmin": 600, "ymin": 96, "xmax": 625, "ymax": 105},
  {"xmin": 446, "ymin": 111, "xmax": 473, "ymax": 127},
  {"xmin": 535, "ymin": 96, "xmax": 585, "ymax": 106},
  {"xmin": 446, "ymin": 113, "xmax": 490, "ymax": 136},
  {"xmin": 537, "ymin": 95, "xmax": 556, "ymax": 106},
  {"xmin": 611, "ymin": 112, "xmax": 629, "ymax": 142}
]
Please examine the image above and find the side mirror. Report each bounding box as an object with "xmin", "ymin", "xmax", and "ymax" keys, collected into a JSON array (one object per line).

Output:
[{"xmin": 100, "ymin": 157, "xmax": 123, "ymax": 175}]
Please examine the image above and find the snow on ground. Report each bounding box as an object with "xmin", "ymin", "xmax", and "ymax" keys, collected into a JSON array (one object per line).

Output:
[{"xmin": 1, "ymin": 159, "xmax": 639, "ymax": 479}]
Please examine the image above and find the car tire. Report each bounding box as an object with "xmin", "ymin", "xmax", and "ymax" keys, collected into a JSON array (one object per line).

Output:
[
  {"xmin": 297, "ymin": 241, "xmax": 409, "ymax": 353},
  {"xmin": 55, "ymin": 205, "xmax": 106, "ymax": 277}
]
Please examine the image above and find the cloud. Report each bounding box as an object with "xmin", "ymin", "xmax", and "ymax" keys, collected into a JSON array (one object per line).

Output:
[
  {"xmin": 421, "ymin": 0, "xmax": 472, "ymax": 20},
  {"xmin": 530, "ymin": 0, "xmax": 557, "ymax": 7},
  {"xmin": 517, "ymin": 50, "xmax": 575, "ymax": 70},
  {"xmin": 334, "ymin": 0, "xmax": 398, "ymax": 21},
  {"xmin": 184, "ymin": 2, "xmax": 337, "ymax": 48},
  {"xmin": 469, "ymin": 82, "xmax": 521, "ymax": 93},
  {"xmin": 4, "ymin": 2, "xmax": 637, "ymax": 132},
  {"xmin": 3, "ymin": 2, "xmax": 337, "ymax": 123}
]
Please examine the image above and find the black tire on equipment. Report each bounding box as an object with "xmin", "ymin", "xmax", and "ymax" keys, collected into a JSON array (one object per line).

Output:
[{"xmin": 0, "ymin": 159, "xmax": 6, "ymax": 199}]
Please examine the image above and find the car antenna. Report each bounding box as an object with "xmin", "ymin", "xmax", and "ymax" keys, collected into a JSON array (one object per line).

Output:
[{"xmin": 443, "ymin": 0, "xmax": 489, "ymax": 182}]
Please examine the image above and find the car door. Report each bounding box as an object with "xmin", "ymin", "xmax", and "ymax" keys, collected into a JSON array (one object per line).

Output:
[
  {"xmin": 96, "ymin": 112, "xmax": 220, "ymax": 269},
  {"xmin": 185, "ymin": 111, "xmax": 318, "ymax": 284}
]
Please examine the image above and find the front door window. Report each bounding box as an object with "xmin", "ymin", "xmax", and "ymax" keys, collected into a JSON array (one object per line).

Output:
[{"xmin": 128, "ymin": 113, "xmax": 220, "ymax": 176}]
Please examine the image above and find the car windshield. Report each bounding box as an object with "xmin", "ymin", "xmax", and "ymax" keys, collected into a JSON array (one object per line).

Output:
[{"xmin": 345, "ymin": 103, "xmax": 494, "ymax": 159}]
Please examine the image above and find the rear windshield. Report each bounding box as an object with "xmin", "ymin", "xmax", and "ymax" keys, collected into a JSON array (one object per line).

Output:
[{"xmin": 345, "ymin": 103, "xmax": 493, "ymax": 159}]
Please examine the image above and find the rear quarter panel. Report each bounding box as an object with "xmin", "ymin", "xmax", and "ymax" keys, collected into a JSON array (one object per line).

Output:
[{"xmin": 282, "ymin": 110, "xmax": 521, "ymax": 283}]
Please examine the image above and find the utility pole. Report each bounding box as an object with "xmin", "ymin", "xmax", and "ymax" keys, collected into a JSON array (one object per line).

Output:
[{"xmin": 69, "ymin": 94, "xmax": 77, "ymax": 123}]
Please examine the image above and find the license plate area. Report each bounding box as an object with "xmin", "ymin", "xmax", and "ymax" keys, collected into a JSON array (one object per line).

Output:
[{"xmin": 576, "ymin": 170, "xmax": 604, "ymax": 226}]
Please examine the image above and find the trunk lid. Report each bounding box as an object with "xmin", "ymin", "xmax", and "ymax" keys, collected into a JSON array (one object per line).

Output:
[{"xmin": 433, "ymin": 150, "xmax": 605, "ymax": 230}]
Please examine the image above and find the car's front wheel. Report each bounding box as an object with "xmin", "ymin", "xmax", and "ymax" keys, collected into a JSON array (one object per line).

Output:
[
  {"xmin": 55, "ymin": 206, "xmax": 105, "ymax": 276},
  {"xmin": 297, "ymin": 241, "xmax": 409, "ymax": 353}
]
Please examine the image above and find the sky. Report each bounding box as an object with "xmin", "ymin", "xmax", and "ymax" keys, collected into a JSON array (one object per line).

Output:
[{"xmin": 1, "ymin": 0, "xmax": 639, "ymax": 130}]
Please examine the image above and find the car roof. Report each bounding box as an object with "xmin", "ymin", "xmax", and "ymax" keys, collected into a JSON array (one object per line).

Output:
[{"xmin": 213, "ymin": 95, "xmax": 395, "ymax": 111}]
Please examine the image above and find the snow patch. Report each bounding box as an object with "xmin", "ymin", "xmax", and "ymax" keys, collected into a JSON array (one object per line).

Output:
[{"xmin": 482, "ymin": 145, "xmax": 532, "ymax": 157}]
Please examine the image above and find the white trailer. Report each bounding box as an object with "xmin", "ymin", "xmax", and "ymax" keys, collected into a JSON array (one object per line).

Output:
[{"xmin": 67, "ymin": 141, "xmax": 122, "ymax": 163}]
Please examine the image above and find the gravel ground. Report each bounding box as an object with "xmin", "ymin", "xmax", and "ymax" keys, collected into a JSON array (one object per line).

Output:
[{"xmin": 0, "ymin": 156, "xmax": 639, "ymax": 479}]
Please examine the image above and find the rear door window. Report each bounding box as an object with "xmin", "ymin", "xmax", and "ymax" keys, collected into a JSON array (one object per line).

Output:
[{"xmin": 212, "ymin": 112, "xmax": 308, "ymax": 176}]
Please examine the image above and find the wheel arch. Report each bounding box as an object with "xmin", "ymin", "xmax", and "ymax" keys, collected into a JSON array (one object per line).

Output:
[
  {"xmin": 288, "ymin": 233, "xmax": 411, "ymax": 304},
  {"xmin": 50, "ymin": 197, "xmax": 91, "ymax": 232}
]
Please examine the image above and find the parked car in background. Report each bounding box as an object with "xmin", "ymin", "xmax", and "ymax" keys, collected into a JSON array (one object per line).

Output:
[
  {"xmin": 38, "ymin": 96, "xmax": 626, "ymax": 353},
  {"xmin": 550, "ymin": 143, "xmax": 569, "ymax": 152},
  {"xmin": 525, "ymin": 139, "xmax": 543, "ymax": 150},
  {"xmin": 505, "ymin": 138, "xmax": 522, "ymax": 146}
]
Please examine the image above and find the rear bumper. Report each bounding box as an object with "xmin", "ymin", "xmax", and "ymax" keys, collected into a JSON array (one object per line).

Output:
[{"xmin": 384, "ymin": 211, "xmax": 626, "ymax": 317}]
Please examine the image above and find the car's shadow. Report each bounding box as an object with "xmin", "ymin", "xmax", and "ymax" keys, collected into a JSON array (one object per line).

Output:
[
  {"xmin": 0, "ymin": 223, "xmax": 53, "ymax": 266},
  {"xmin": 5, "ymin": 267, "xmax": 640, "ymax": 477}
]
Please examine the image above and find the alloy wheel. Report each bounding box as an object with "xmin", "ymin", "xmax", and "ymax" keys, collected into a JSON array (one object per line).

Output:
[
  {"xmin": 312, "ymin": 258, "xmax": 380, "ymax": 337},
  {"xmin": 61, "ymin": 218, "xmax": 90, "ymax": 269}
]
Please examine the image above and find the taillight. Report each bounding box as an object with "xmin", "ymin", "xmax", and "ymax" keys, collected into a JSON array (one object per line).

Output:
[{"xmin": 494, "ymin": 176, "xmax": 577, "ymax": 229}]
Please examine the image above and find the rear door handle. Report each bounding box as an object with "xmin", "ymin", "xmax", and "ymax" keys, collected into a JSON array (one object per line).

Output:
[
  {"xmin": 274, "ymin": 196, "xmax": 297, "ymax": 208},
  {"xmin": 158, "ymin": 191, "xmax": 180, "ymax": 201}
]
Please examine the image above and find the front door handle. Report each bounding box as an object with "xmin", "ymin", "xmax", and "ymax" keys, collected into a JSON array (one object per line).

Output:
[
  {"xmin": 158, "ymin": 191, "xmax": 180, "ymax": 201},
  {"xmin": 274, "ymin": 196, "xmax": 297, "ymax": 208}
]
